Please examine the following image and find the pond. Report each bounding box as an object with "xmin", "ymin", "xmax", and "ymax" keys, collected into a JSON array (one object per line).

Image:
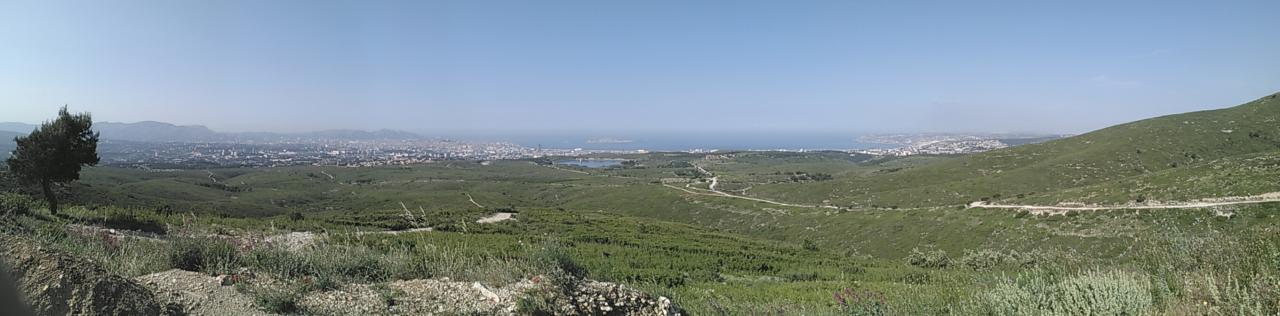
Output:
[{"xmin": 556, "ymin": 159, "xmax": 627, "ymax": 168}]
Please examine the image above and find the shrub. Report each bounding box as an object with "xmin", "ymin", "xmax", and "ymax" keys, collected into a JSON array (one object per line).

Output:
[
  {"xmin": 1054, "ymin": 270, "xmax": 1152, "ymax": 314},
  {"xmin": 0, "ymin": 193, "xmax": 38, "ymax": 216},
  {"xmin": 906, "ymin": 248, "xmax": 950, "ymax": 268},
  {"xmin": 246, "ymin": 243, "xmax": 407, "ymax": 289},
  {"xmin": 959, "ymin": 249, "xmax": 1005, "ymax": 271},
  {"xmin": 899, "ymin": 272, "xmax": 931, "ymax": 285},
  {"xmin": 976, "ymin": 269, "xmax": 1152, "ymax": 316},
  {"xmin": 167, "ymin": 237, "xmax": 242, "ymax": 275},
  {"xmin": 535, "ymin": 243, "xmax": 587, "ymax": 281},
  {"xmin": 246, "ymin": 246, "xmax": 315, "ymax": 279},
  {"xmin": 237, "ymin": 282, "xmax": 302, "ymax": 314},
  {"xmin": 802, "ymin": 239, "xmax": 819, "ymax": 251},
  {"xmin": 100, "ymin": 207, "xmax": 167, "ymax": 233},
  {"xmin": 833, "ymin": 288, "xmax": 888, "ymax": 316},
  {"xmin": 960, "ymin": 249, "xmax": 1046, "ymax": 271}
]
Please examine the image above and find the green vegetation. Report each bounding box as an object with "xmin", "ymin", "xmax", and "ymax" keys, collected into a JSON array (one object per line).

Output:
[
  {"xmin": 3, "ymin": 92, "xmax": 1280, "ymax": 313},
  {"xmin": 6, "ymin": 107, "xmax": 100, "ymax": 214},
  {"xmin": 6, "ymin": 187, "xmax": 1280, "ymax": 314}
]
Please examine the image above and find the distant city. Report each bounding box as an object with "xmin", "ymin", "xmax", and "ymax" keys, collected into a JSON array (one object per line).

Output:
[
  {"xmin": 852, "ymin": 133, "xmax": 1069, "ymax": 156},
  {"xmin": 0, "ymin": 121, "xmax": 1065, "ymax": 169},
  {"xmin": 95, "ymin": 138, "xmax": 625, "ymax": 169}
]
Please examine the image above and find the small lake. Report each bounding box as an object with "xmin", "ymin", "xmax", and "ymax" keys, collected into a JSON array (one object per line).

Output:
[{"xmin": 556, "ymin": 159, "xmax": 627, "ymax": 168}]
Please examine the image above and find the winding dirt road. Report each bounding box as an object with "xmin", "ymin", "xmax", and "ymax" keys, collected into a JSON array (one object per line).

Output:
[
  {"xmin": 666, "ymin": 164, "xmax": 839, "ymax": 209},
  {"xmin": 463, "ymin": 192, "xmax": 485, "ymax": 208},
  {"xmin": 969, "ymin": 192, "xmax": 1280, "ymax": 214}
]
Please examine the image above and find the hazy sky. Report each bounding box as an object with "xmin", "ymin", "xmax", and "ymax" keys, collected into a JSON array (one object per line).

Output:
[{"xmin": 2, "ymin": 0, "xmax": 1278, "ymax": 134}]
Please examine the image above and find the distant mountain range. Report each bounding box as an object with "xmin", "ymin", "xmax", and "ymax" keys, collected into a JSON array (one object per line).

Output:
[
  {"xmin": 0, "ymin": 121, "xmax": 426, "ymax": 143},
  {"xmin": 0, "ymin": 130, "xmax": 21, "ymax": 160}
]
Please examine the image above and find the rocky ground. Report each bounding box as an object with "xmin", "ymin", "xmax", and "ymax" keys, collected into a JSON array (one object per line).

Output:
[
  {"xmin": 1, "ymin": 232, "xmax": 682, "ymax": 315},
  {"xmin": 0, "ymin": 235, "xmax": 175, "ymax": 315},
  {"xmin": 136, "ymin": 269, "xmax": 269, "ymax": 316},
  {"xmin": 299, "ymin": 278, "xmax": 537, "ymax": 315}
]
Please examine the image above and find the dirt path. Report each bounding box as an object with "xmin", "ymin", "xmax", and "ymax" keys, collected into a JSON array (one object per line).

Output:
[
  {"xmin": 969, "ymin": 191, "xmax": 1280, "ymax": 214},
  {"xmin": 355, "ymin": 227, "xmax": 434, "ymax": 236},
  {"xmin": 463, "ymin": 193, "xmax": 485, "ymax": 208},
  {"xmin": 537, "ymin": 163, "xmax": 591, "ymax": 175},
  {"xmin": 666, "ymin": 164, "xmax": 838, "ymax": 209}
]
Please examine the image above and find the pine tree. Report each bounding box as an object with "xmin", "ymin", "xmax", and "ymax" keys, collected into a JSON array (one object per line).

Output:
[{"xmin": 6, "ymin": 107, "xmax": 100, "ymax": 214}]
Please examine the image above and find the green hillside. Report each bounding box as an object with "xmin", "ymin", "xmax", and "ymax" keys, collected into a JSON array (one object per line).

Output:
[
  {"xmin": 800, "ymin": 92, "xmax": 1280, "ymax": 208},
  {"xmin": 9, "ymin": 92, "xmax": 1280, "ymax": 314},
  {"xmin": 1020, "ymin": 149, "xmax": 1280, "ymax": 204}
]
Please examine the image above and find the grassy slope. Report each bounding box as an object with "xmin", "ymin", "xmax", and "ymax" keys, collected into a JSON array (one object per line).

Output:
[
  {"xmin": 16, "ymin": 93, "xmax": 1280, "ymax": 314},
  {"xmin": 60, "ymin": 92, "xmax": 1280, "ymax": 262},
  {"xmin": 803, "ymin": 92, "xmax": 1280, "ymax": 208},
  {"xmin": 1018, "ymin": 149, "xmax": 1280, "ymax": 204},
  {"xmin": 14, "ymin": 190, "xmax": 1280, "ymax": 314}
]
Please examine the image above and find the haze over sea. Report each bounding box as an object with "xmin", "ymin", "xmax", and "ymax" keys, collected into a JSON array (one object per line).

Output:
[{"xmin": 431, "ymin": 131, "xmax": 891, "ymax": 151}]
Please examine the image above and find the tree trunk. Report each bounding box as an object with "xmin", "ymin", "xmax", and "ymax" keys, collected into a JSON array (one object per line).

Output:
[{"xmin": 40, "ymin": 179, "xmax": 57, "ymax": 215}]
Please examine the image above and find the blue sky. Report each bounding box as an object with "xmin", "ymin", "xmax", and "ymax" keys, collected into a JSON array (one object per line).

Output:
[{"xmin": 1, "ymin": 0, "xmax": 1278, "ymax": 134}]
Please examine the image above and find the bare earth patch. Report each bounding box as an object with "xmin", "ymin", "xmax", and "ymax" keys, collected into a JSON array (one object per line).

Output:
[
  {"xmin": 300, "ymin": 278, "xmax": 538, "ymax": 315},
  {"xmin": 135, "ymin": 269, "xmax": 268, "ymax": 316},
  {"xmin": 476, "ymin": 212, "xmax": 515, "ymax": 224},
  {"xmin": 0, "ymin": 236, "xmax": 169, "ymax": 315}
]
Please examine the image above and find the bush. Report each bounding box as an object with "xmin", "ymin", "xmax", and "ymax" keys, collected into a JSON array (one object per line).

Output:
[
  {"xmin": 0, "ymin": 193, "xmax": 38, "ymax": 216},
  {"xmin": 237, "ymin": 283, "xmax": 302, "ymax": 314},
  {"xmin": 959, "ymin": 249, "xmax": 1006, "ymax": 271},
  {"xmin": 976, "ymin": 269, "xmax": 1152, "ymax": 316},
  {"xmin": 535, "ymin": 243, "xmax": 587, "ymax": 281},
  {"xmin": 167, "ymin": 237, "xmax": 242, "ymax": 275},
  {"xmin": 906, "ymin": 248, "xmax": 950, "ymax": 268},
  {"xmin": 899, "ymin": 272, "xmax": 931, "ymax": 285},
  {"xmin": 100, "ymin": 208, "xmax": 167, "ymax": 233},
  {"xmin": 834, "ymin": 288, "xmax": 888, "ymax": 316},
  {"xmin": 246, "ymin": 244, "xmax": 403, "ymax": 289},
  {"xmin": 246, "ymin": 247, "xmax": 315, "ymax": 279},
  {"xmin": 802, "ymin": 239, "xmax": 819, "ymax": 251}
]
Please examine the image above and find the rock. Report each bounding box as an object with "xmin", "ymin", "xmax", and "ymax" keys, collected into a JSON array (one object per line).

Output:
[
  {"xmin": 216, "ymin": 274, "xmax": 234, "ymax": 286},
  {"xmin": 530, "ymin": 279, "xmax": 682, "ymax": 316}
]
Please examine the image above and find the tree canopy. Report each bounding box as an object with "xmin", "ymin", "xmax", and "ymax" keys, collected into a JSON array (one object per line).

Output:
[{"xmin": 5, "ymin": 107, "xmax": 100, "ymax": 214}]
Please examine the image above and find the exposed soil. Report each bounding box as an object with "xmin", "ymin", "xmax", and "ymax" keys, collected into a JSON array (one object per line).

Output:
[
  {"xmin": 0, "ymin": 235, "xmax": 172, "ymax": 315},
  {"xmin": 135, "ymin": 269, "xmax": 268, "ymax": 316},
  {"xmin": 969, "ymin": 191, "xmax": 1280, "ymax": 215},
  {"xmin": 3, "ymin": 225, "xmax": 681, "ymax": 315},
  {"xmin": 299, "ymin": 278, "xmax": 538, "ymax": 315},
  {"xmin": 476, "ymin": 212, "xmax": 515, "ymax": 224}
]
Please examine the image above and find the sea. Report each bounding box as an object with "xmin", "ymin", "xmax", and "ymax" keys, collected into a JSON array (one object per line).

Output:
[{"xmin": 440, "ymin": 131, "xmax": 892, "ymax": 152}]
